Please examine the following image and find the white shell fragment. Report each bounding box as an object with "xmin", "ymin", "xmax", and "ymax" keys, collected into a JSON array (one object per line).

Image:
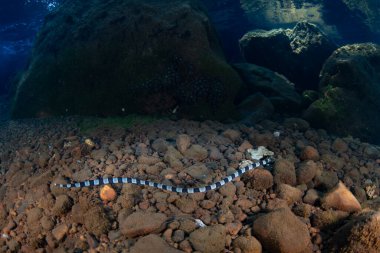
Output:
[
  {"xmin": 195, "ymin": 219, "xmax": 206, "ymax": 228},
  {"xmin": 273, "ymin": 131, "xmax": 281, "ymax": 137},
  {"xmin": 246, "ymin": 146, "xmax": 274, "ymax": 160}
]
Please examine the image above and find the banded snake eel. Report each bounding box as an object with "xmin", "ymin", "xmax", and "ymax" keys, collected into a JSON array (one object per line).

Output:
[{"xmin": 54, "ymin": 156, "xmax": 274, "ymax": 193}]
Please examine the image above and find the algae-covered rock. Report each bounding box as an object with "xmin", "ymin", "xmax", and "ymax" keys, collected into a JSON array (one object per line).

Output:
[
  {"xmin": 304, "ymin": 43, "xmax": 380, "ymax": 143},
  {"xmin": 239, "ymin": 21, "xmax": 336, "ymax": 90},
  {"xmin": 12, "ymin": 0, "xmax": 242, "ymax": 120}
]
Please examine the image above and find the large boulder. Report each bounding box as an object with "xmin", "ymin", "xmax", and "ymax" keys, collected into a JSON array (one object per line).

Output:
[
  {"xmin": 239, "ymin": 21, "xmax": 336, "ymax": 91},
  {"xmin": 11, "ymin": 0, "xmax": 242, "ymax": 120},
  {"xmin": 239, "ymin": 0, "xmax": 379, "ymax": 42},
  {"xmin": 303, "ymin": 43, "xmax": 380, "ymax": 143},
  {"xmin": 327, "ymin": 211, "xmax": 380, "ymax": 253},
  {"xmin": 233, "ymin": 63, "xmax": 302, "ymax": 111},
  {"xmin": 252, "ymin": 208, "xmax": 312, "ymax": 253}
]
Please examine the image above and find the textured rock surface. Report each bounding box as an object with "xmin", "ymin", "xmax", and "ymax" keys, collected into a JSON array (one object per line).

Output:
[
  {"xmin": 11, "ymin": 0, "xmax": 242, "ymax": 120},
  {"xmin": 120, "ymin": 211, "xmax": 167, "ymax": 237},
  {"xmin": 233, "ymin": 63, "xmax": 302, "ymax": 111},
  {"xmin": 321, "ymin": 181, "xmax": 362, "ymax": 213},
  {"xmin": 253, "ymin": 208, "xmax": 312, "ymax": 253},
  {"xmin": 189, "ymin": 224, "xmax": 226, "ymax": 253},
  {"xmin": 304, "ymin": 43, "xmax": 380, "ymax": 143},
  {"xmin": 130, "ymin": 234, "xmax": 185, "ymax": 253},
  {"xmin": 327, "ymin": 211, "xmax": 380, "ymax": 253},
  {"xmin": 240, "ymin": 21, "xmax": 336, "ymax": 90}
]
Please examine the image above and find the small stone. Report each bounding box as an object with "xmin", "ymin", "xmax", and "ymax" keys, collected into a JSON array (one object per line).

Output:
[
  {"xmin": 209, "ymin": 146, "xmax": 223, "ymax": 160},
  {"xmin": 105, "ymin": 164, "xmax": 116, "ymax": 175},
  {"xmin": 311, "ymin": 209, "xmax": 349, "ymax": 229},
  {"xmin": 296, "ymin": 161, "xmax": 317, "ymax": 184},
  {"xmin": 27, "ymin": 208, "xmax": 43, "ymax": 226},
  {"xmin": 184, "ymin": 145, "xmax": 208, "ymax": 161},
  {"xmin": 273, "ymin": 159, "xmax": 297, "ymax": 186},
  {"xmin": 179, "ymin": 219, "xmax": 197, "ymax": 233},
  {"xmin": 91, "ymin": 149, "xmax": 107, "ymax": 160},
  {"xmin": 226, "ymin": 222, "xmax": 243, "ymax": 236},
  {"xmin": 189, "ymin": 224, "xmax": 226, "ymax": 253},
  {"xmin": 84, "ymin": 206, "xmax": 111, "ymax": 237},
  {"xmin": 52, "ymin": 195, "xmax": 73, "ymax": 216},
  {"xmin": 185, "ymin": 165, "xmax": 212, "ymax": 184},
  {"xmin": 172, "ymin": 230, "xmax": 185, "ymax": 243},
  {"xmin": 321, "ymin": 181, "xmax": 362, "ymax": 212},
  {"xmin": 201, "ymin": 200, "xmax": 216, "ymax": 209},
  {"xmin": 332, "ymin": 138, "xmax": 348, "ymax": 153},
  {"xmin": 222, "ymin": 129, "xmax": 241, "ymax": 142},
  {"xmin": 277, "ymin": 184, "xmax": 303, "ymax": 205},
  {"xmin": 120, "ymin": 211, "xmax": 167, "ymax": 238},
  {"xmin": 6, "ymin": 239, "xmax": 20, "ymax": 252},
  {"xmin": 175, "ymin": 198, "xmax": 197, "ymax": 214},
  {"xmin": 233, "ymin": 236, "xmax": 262, "ymax": 253},
  {"xmin": 219, "ymin": 183, "xmax": 236, "ymax": 198},
  {"xmin": 41, "ymin": 216, "xmax": 55, "ymax": 230},
  {"xmin": 303, "ymin": 189, "xmax": 320, "ymax": 205},
  {"xmin": 52, "ymin": 224, "xmax": 69, "ymax": 241},
  {"xmin": 315, "ymin": 170, "xmax": 339, "ymax": 190},
  {"xmin": 246, "ymin": 168, "xmax": 274, "ymax": 190},
  {"xmin": 238, "ymin": 140, "xmax": 253, "ymax": 152},
  {"xmin": 130, "ymin": 234, "xmax": 184, "ymax": 253},
  {"xmin": 152, "ymin": 138, "xmax": 169, "ymax": 153},
  {"xmin": 100, "ymin": 185, "xmax": 117, "ymax": 201},
  {"xmin": 179, "ymin": 240, "xmax": 193, "ymax": 253},
  {"xmin": 300, "ymin": 146, "xmax": 319, "ymax": 161},
  {"xmin": 176, "ymin": 134, "xmax": 191, "ymax": 153}
]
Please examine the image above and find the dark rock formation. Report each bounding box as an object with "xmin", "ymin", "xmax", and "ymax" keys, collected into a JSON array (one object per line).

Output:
[
  {"xmin": 234, "ymin": 63, "xmax": 302, "ymax": 111},
  {"xmin": 239, "ymin": 21, "xmax": 337, "ymax": 91},
  {"xmin": 303, "ymin": 43, "xmax": 380, "ymax": 143},
  {"xmin": 11, "ymin": 0, "xmax": 242, "ymax": 120}
]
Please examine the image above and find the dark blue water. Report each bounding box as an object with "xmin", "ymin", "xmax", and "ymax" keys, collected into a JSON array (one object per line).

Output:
[{"xmin": 0, "ymin": 0, "xmax": 58, "ymax": 95}]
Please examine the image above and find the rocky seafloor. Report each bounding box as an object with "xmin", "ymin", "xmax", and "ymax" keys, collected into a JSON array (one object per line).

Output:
[{"xmin": 0, "ymin": 117, "xmax": 379, "ymax": 253}]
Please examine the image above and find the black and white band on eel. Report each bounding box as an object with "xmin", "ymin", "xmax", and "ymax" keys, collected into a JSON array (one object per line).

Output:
[{"xmin": 54, "ymin": 156, "xmax": 274, "ymax": 193}]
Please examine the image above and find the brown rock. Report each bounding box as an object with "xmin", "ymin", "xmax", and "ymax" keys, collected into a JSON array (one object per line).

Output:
[
  {"xmin": 41, "ymin": 216, "xmax": 55, "ymax": 230},
  {"xmin": 189, "ymin": 224, "xmax": 226, "ymax": 253},
  {"xmin": 176, "ymin": 134, "xmax": 191, "ymax": 153},
  {"xmin": 311, "ymin": 209, "xmax": 349, "ymax": 229},
  {"xmin": 253, "ymin": 208, "xmax": 312, "ymax": 253},
  {"xmin": 222, "ymin": 129, "xmax": 241, "ymax": 142},
  {"xmin": 315, "ymin": 170, "xmax": 339, "ymax": 190},
  {"xmin": 52, "ymin": 195, "xmax": 73, "ymax": 216},
  {"xmin": 276, "ymin": 184, "xmax": 303, "ymax": 205},
  {"xmin": 130, "ymin": 234, "xmax": 185, "ymax": 253},
  {"xmin": 273, "ymin": 159, "xmax": 297, "ymax": 186},
  {"xmin": 233, "ymin": 236, "xmax": 262, "ymax": 253},
  {"xmin": 184, "ymin": 144, "xmax": 208, "ymax": 161},
  {"xmin": 27, "ymin": 207, "xmax": 43, "ymax": 226},
  {"xmin": 303, "ymin": 189, "xmax": 320, "ymax": 205},
  {"xmin": 120, "ymin": 211, "xmax": 167, "ymax": 238},
  {"xmin": 328, "ymin": 211, "xmax": 380, "ymax": 253},
  {"xmin": 321, "ymin": 181, "xmax": 362, "ymax": 212},
  {"xmin": 179, "ymin": 219, "xmax": 197, "ymax": 233},
  {"xmin": 84, "ymin": 206, "xmax": 111, "ymax": 237},
  {"xmin": 52, "ymin": 224, "xmax": 68, "ymax": 241},
  {"xmin": 209, "ymin": 146, "xmax": 223, "ymax": 160},
  {"xmin": 300, "ymin": 146, "xmax": 319, "ymax": 161},
  {"xmin": 175, "ymin": 198, "xmax": 197, "ymax": 214},
  {"xmin": 332, "ymin": 138, "xmax": 348, "ymax": 153},
  {"xmin": 185, "ymin": 164, "xmax": 212, "ymax": 184},
  {"xmin": 100, "ymin": 185, "xmax": 117, "ymax": 202},
  {"xmin": 296, "ymin": 160, "xmax": 317, "ymax": 184},
  {"xmin": 246, "ymin": 168, "xmax": 274, "ymax": 190},
  {"xmin": 219, "ymin": 183, "xmax": 237, "ymax": 198}
]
